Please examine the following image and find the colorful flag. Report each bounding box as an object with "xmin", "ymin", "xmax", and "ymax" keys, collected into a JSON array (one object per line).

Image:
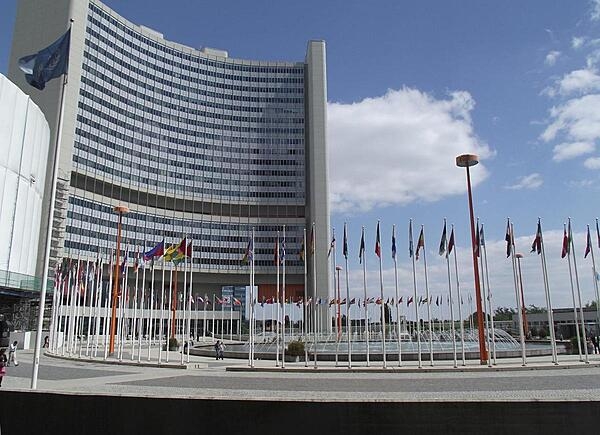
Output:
[
  {"xmin": 310, "ymin": 225, "xmax": 315, "ymax": 255},
  {"xmin": 133, "ymin": 250, "xmax": 140, "ymax": 273},
  {"xmin": 299, "ymin": 235, "xmax": 305, "ymax": 262},
  {"xmin": 273, "ymin": 238, "xmax": 279, "ymax": 265},
  {"xmin": 349, "ymin": 298, "xmax": 356, "ymax": 305},
  {"xmin": 280, "ymin": 237, "xmax": 286, "ymax": 264},
  {"xmin": 391, "ymin": 225, "xmax": 397, "ymax": 259},
  {"xmin": 585, "ymin": 226, "xmax": 592, "ymax": 259},
  {"xmin": 359, "ymin": 227, "xmax": 366, "ymax": 264},
  {"xmin": 474, "ymin": 221, "xmax": 480, "ymax": 258},
  {"xmin": 143, "ymin": 240, "xmax": 164, "ymax": 261},
  {"xmin": 505, "ymin": 220, "xmax": 512, "ymax": 258},
  {"xmin": 343, "ymin": 223, "xmax": 348, "ymax": 259},
  {"xmin": 439, "ymin": 222, "xmax": 447, "ymax": 256},
  {"xmin": 375, "ymin": 222, "xmax": 382, "ymax": 258},
  {"xmin": 177, "ymin": 237, "xmax": 192, "ymax": 257},
  {"xmin": 163, "ymin": 244, "xmax": 178, "ymax": 262},
  {"xmin": 415, "ymin": 227, "xmax": 424, "ymax": 260},
  {"xmin": 447, "ymin": 227, "xmax": 455, "ymax": 257},
  {"xmin": 561, "ymin": 225, "xmax": 569, "ymax": 258},
  {"xmin": 531, "ymin": 219, "xmax": 542, "ymax": 254},
  {"xmin": 120, "ymin": 250, "xmax": 128, "ymax": 274},
  {"xmin": 19, "ymin": 29, "xmax": 71, "ymax": 90},
  {"xmin": 479, "ymin": 224, "xmax": 485, "ymax": 248},
  {"xmin": 407, "ymin": 296, "xmax": 413, "ymax": 307}
]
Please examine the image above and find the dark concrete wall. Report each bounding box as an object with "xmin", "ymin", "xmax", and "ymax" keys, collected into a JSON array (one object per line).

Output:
[{"xmin": 0, "ymin": 390, "xmax": 598, "ymax": 434}]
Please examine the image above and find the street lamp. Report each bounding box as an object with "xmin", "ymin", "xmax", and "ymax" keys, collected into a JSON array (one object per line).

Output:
[
  {"xmin": 456, "ymin": 153, "xmax": 488, "ymax": 364},
  {"xmin": 336, "ymin": 265, "xmax": 342, "ymax": 340},
  {"xmin": 109, "ymin": 205, "xmax": 129, "ymax": 355},
  {"xmin": 515, "ymin": 253, "xmax": 528, "ymax": 337}
]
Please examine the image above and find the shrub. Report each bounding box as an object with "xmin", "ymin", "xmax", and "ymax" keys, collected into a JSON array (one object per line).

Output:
[{"xmin": 287, "ymin": 340, "xmax": 305, "ymax": 357}]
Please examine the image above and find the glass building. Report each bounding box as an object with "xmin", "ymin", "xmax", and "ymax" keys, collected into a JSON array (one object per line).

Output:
[{"xmin": 8, "ymin": 0, "xmax": 330, "ymax": 301}]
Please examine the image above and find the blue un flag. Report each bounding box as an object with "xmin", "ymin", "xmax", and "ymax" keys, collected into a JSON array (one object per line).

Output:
[{"xmin": 18, "ymin": 29, "xmax": 71, "ymax": 90}]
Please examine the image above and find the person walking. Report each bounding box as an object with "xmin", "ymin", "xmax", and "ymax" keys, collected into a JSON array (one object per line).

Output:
[
  {"xmin": 214, "ymin": 340, "xmax": 220, "ymax": 360},
  {"xmin": 218, "ymin": 341, "xmax": 225, "ymax": 360},
  {"xmin": 0, "ymin": 348, "xmax": 7, "ymax": 387},
  {"xmin": 8, "ymin": 341, "xmax": 18, "ymax": 366}
]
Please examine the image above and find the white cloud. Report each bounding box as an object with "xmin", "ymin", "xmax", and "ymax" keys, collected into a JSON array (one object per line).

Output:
[
  {"xmin": 584, "ymin": 156, "xmax": 600, "ymax": 169},
  {"xmin": 505, "ymin": 173, "xmax": 543, "ymax": 190},
  {"xmin": 544, "ymin": 50, "xmax": 561, "ymax": 66},
  {"xmin": 327, "ymin": 88, "xmax": 492, "ymax": 213},
  {"xmin": 572, "ymin": 36, "xmax": 586, "ymax": 49},
  {"xmin": 552, "ymin": 141, "xmax": 595, "ymax": 161},
  {"xmin": 541, "ymin": 94, "xmax": 600, "ymax": 143},
  {"xmin": 544, "ymin": 68, "xmax": 600, "ymax": 97}
]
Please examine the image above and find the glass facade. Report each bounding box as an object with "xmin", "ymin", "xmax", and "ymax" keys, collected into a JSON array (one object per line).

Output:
[{"xmin": 65, "ymin": 2, "xmax": 307, "ymax": 274}]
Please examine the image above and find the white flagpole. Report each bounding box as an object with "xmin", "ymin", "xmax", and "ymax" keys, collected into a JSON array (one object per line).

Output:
[
  {"xmin": 138, "ymin": 283, "xmax": 144, "ymax": 364},
  {"xmin": 132, "ymin": 254, "xmax": 139, "ymax": 360},
  {"xmin": 480, "ymin": 224, "xmax": 496, "ymax": 365},
  {"xmin": 564, "ymin": 222, "xmax": 583, "ymax": 360},
  {"xmin": 93, "ymin": 258, "xmax": 103, "ymax": 357},
  {"xmin": 147, "ymin": 259, "xmax": 155, "ymax": 361},
  {"xmin": 104, "ymin": 254, "xmax": 113, "ymax": 360},
  {"xmin": 509, "ymin": 221, "xmax": 527, "ymax": 366},
  {"xmin": 477, "ymin": 221, "xmax": 492, "ymax": 367},
  {"xmin": 251, "ymin": 228, "xmax": 256, "ymax": 367},
  {"xmin": 443, "ymin": 220, "xmax": 457, "ymax": 368},
  {"xmin": 79, "ymin": 260, "xmax": 90, "ymax": 359},
  {"xmin": 212, "ymin": 294, "xmax": 216, "ymax": 346},
  {"xmin": 203, "ymin": 296, "xmax": 207, "ymax": 342},
  {"xmin": 187, "ymin": 242, "xmax": 193, "ymax": 363},
  {"xmin": 451, "ymin": 226, "xmax": 465, "ymax": 366},
  {"xmin": 360, "ymin": 226, "xmax": 370, "ymax": 367},
  {"xmin": 593, "ymin": 220, "xmax": 600, "ymax": 338},
  {"xmin": 421, "ymin": 225, "xmax": 433, "ymax": 367},
  {"xmin": 276, "ymin": 230, "xmax": 280, "ymax": 367},
  {"xmin": 409, "ymin": 219, "xmax": 422, "ymax": 368},
  {"xmin": 312, "ymin": 223, "xmax": 318, "ymax": 369},
  {"xmin": 537, "ymin": 219, "xmax": 558, "ymax": 364},
  {"xmin": 376, "ymin": 221, "xmax": 387, "ymax": 369},
  {"xmin": 166, "ymin": 261, "xmax": 173, "ymax": 363},
  {"xmin": 392, "ymin": 225, "xmax": 402, "ymax": 367},
  {"xmin": 181, "ymin": 244, "xmax": 188, "ymax": 365},
  {"xmin": 303, "ymin": 228, "xmax": 308, "ymax": 367},
  {"xmin": 282, "ymin": 226, "xmax": 287, "ymax": 368},
  {"xmin": 344, "ymin": 223, "xmax": 352, "ymax": 369},
  {"xmin": 569, "ymin": 218, "xmax": 589, "ymax": 363},
  {"xmin": 158, "ymin": 256, "xmax": 167, "ymax": 364}
]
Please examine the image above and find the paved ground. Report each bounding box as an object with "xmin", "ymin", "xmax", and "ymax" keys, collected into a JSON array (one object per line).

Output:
[{"xmin": 4, "ymin": 349, "xmax": 600, "ymax": 402}]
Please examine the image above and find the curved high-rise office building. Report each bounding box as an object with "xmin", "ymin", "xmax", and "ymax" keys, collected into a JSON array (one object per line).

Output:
[{"xmin": 9, "ymin": 0, "xmax": 330, "ymax": 301}]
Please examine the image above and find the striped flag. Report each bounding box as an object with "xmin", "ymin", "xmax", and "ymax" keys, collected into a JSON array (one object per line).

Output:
[
  {"xmin": 447, "ymin": 227, "xmax": 455, "ymax": 257},
  {"xmin": 561, "ymin": 225, "xmax": 570, "ymax": 258},
  {"xmin": 531, "ymin": 219, "xmax": 542, "ymax": 254},
  {"xmin": 415, "ymin": 227, "xmax": 424, "ymax": 260}
]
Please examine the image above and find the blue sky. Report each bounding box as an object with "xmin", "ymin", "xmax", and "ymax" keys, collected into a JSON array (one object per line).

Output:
[{"xmin": 2, "ymin": 0, "xmax": 600, "ymax": 313}]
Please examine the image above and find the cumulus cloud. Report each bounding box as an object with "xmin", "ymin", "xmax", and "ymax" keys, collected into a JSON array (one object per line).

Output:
[
  {"xmin": 327, "ymin": 88, "xmax": 492, "ymax": 213},
  {"xmin": 543, "ymin": 68, "xmax": 600, "ymax": 97},
  {"xmin": 592, "ymin": 0, "xmax": 600, "ymax": 21},
  {"xmin": 584, "ymin": 156, "xmax": 600, "ymax": 169},
  {"xmin": 544, "ymin": 50, "xmax": 561, "ymax": 66},
  {"xmin": 505, "ymin": 173, "xmax": 543, "ymax": 190},
  {"xmin": 541, "ymin": 94, "xmax": 600, "ymax": 143},
  {"xmin": 552, "ymin": 141, "xmax": 595, "ymax": 161}
]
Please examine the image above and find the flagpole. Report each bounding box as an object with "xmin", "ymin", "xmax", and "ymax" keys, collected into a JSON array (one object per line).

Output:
[
  {"xmin": 594, "ymin": 220, "xmax": 600, "ymax": 337},
  {"xmin": 251, "ymin": 228, "xmax": 256, "ymax": 368},
  {"xmin": 104, "ymin": 253, "xmax": 113, "ymax": 360},
  {"xmin": 409, "ymin": 219, "xmax": 421, "ymax": 369},
  {"xmin": 508, "ymin": 221, "xmax": 527, "ymax": 366},
  {"xmin": 391, "ymin": 225, "xmax": 401, "ymax": 367},
  {"xmin": 442, "ymin": 220, "xmax": 457, "ymax": 368},
  {"xmin": 375, "ymin": 221, "xmax": 387, "ymax": 368},
  {"xmin": 536, "ymin": 219, "xmax": 558, "ymax": 364},
  {"xmin": 480, "ymin": 224, "xmax": 496, "ymax": 365},
  {"xmin": 449, "ymin": 226, "xmax": 465, "ymax": 366},
  {"xmin": 137, "ymin": 274, "xmax": 144, "ymax": 364},
  {"xmin": 570, "ymin": 218, "xmax": 589, "ymax": 364},
  {"xmin": 276, "ymin": 230, "xmax": 280, "ymax": 367},
  {"xmin": 181, "ymin": 240, "xmax": 188, "ymax": 365},
  {"xmin": 282, "ymin": 225, "xmax": 287, "ymax": 368},
  {"xmin": 477, "ymin": 221, "xmax": 492, "ymax": 367},
  {"xmin": 80, "ymin": 260, "xmax": 90, "ymax": 359},
  {"xmin": 563, "ymin": 221, "xmax": 583, "ymax": 361},
  {"xmin": 312, "ymin": 223, "xmax": 318, "ymax": 369},
  {"xmin": 303, "ymin": 228, "xmax": 308, "ymax": 367},
  {"xmin": 343, "ymin": 223, "xmax": 352, "ymax": 368},
  {"xmin": 148, "ymin": 259, "xmax": 155, "ymax": 361}
]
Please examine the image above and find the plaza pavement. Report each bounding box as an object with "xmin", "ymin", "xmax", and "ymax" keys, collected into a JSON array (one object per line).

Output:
[{"xmin": 3, "ymin": 347, "xmax": 600, "ymax": 402}]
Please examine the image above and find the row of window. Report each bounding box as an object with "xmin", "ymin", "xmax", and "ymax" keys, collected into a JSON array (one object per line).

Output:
[
  {"xmin": 89, "ymin": 3, "xmax": 305, "ymax": 75},
  {"xmin": 85, "ymin": 29, "xmax": 305, "ymax": 85},
  {"xmin": 69, "ymin": 197, "xmax": 305, "ymax": 233},
  {"xmin": 75, "ymin": 130, "xmax": 304, "ymax": 177},
  {"xmin": 80, "ymin": 78, "xmax": 304, "ymax": 127},
  {"xmin": 72, "ymin": 155, "xmax": 305, "ymax": 199},
  {"xmin": 76, "ymin": 114, "xmax": 304, "ymax": 154},
  {"xmin": 84, "ymin": 49, "xmax": 304, "ymax": 98}
]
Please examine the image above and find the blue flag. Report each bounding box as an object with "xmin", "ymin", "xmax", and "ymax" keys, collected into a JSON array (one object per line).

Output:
[{"xmin": 19, "ymin": 29, "xmax": 71, "ymax": 90}]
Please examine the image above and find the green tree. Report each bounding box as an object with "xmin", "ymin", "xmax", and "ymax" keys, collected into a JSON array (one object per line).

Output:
[{"xmin": 494, "ymin": 307, "xmax": 516, "ymax": 321}]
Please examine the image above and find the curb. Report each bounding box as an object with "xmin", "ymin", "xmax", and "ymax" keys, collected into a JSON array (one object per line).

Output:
[{"xmin": 44, "ymin": 351, "xmax": 188, "ymax": 369}]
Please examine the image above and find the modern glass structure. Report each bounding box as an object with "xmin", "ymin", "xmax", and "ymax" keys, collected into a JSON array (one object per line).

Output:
[{"xmin": 8, "ymin": 0, "xmax": 330, "ymax": 300}]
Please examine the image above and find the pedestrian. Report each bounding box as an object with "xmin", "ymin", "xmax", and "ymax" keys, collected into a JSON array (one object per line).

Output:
[
  {"xmin": 591, "ymin": 336, "xmax": 598, "ymax": 354},
  {"xmin": 218, "ymin": 341, "xmax": 225, "ymax": 360},
  {"xmin": 43, "ymin": 336, "xmax": 49, "ymax": 349},
  {"xmin": 0, "ymin": 348, "xmax": 7, "ymax": 387},
  {"xmin": 214, "ymin": 340, "xmax": 220, "ymax": 360},
  {"xmin": 595, "ymin": 335, "xmax": 600, "ymax": 355},
  {"xmin": 8, "ymin": 341, "xmax": 18, "ymax": 367}
]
